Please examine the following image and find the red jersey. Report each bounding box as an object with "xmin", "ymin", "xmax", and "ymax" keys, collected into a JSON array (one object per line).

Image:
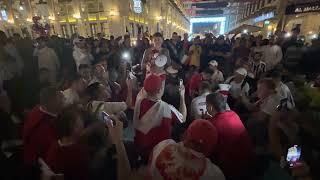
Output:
[
  {"xmin": 46, "ymin": 141, "xmax": 90, "ymax": 180},
  {"xmin": 208, "ymin": 111, "xmax": 255, "ymax": 178},
  {"xmin": 188, "ymin": 73, "xmax": 203, "ymax": 97},
  {"xmin": 134, "ymin": 99, "xmax": 178, "ymax": 158},
  {"xmin": 23, "ymin": 106, "xmax": 58, "ymax": 165}
]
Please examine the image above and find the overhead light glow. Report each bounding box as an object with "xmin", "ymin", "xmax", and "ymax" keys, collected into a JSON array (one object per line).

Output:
[
  {"xmin": 19, "ymin": 6, "xmax": 24, "ymax": 10},
  {"xmin": 243, "ymin": 29, "xmax": 248, "ymax": 34},
  {"xmin": 190, "ymin": 17, "xmax": 226, "ymax": 35},
  {"xmin": 311, "ymin": 34, "xmax": 318, "ymax": 39},
  {"xmin": 285, "ymin": 32, "xmax": 292, "ymax": 38}
]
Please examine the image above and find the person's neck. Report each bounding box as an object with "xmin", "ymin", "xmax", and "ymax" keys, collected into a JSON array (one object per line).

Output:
[
  {"xmin": 154, "ymin": 46, "xmax": 161, "ymax": 51},
  {"xmin": 147, "ymin": 94, "xmax": 160, "ymax": 101}
]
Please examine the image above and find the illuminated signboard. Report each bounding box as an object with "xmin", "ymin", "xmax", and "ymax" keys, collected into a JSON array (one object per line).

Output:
[
  {"xmin": 286, "ymin": 2, "xmax": 320, "ymax": 15},
  {"xmin": 254, "ymin": 12, "xmax": 275, "ymax": 23},
  {"xmin": 133, "ymin": 0, "xmax": 143, "ymax": 14},
  {"xmin": 1, "ymin": 10, "xmax": 8, "ymax": 21}
]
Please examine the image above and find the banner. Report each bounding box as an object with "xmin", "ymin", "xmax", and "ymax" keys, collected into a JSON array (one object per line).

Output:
[{"xmin": 286, "ymin": 2, "xmax": 320, "ymax": 15}]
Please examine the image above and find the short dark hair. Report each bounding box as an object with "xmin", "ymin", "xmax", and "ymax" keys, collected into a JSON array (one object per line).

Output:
[
  {"xmin": 258, "ymin": 78, "xmax": 276, "ymax": 90},
  {"xmin": 199, "ymin": 81, "xmax": 211, "ymax": 92},
  {"xmin": 40, "ymin": 86, "xmax": 60, "ymax": 106},
  {"xmin": 78, "ymin": 64, "xmax": 90, "ymax": 70},
  {"xmin": 206, "ymin": 92, "xmax": 227, "ymax": 112},
  {"xmin": 153, "ymin": 32, "xmax": 163, "ymax": 38},
  {"xmin": 172, "ymin": 32, "xmax": 178, "ymax": 35},
  {"xmin": 56, "ymin": 106, "xmax": 81, "ymax": 138},
  {"xmin": 85, "ymin": 82, "xmax": 101, "ymax": 100},
  {"xmin": 203, "ymin": 68, "xmax": 214, "ymax": 75}
]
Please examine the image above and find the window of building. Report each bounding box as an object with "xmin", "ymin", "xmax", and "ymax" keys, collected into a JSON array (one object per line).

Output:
[
  {"xmin": 90, "ymin": 23, "xmax": 97, "ymax": 37},
  {"xmin": 70, "ymin": 24, "xmax": 77, "ymax": 34}
]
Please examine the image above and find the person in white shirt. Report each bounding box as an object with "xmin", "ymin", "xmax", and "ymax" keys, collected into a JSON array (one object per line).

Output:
[
  {"xmin": 225, "ymin": 68, "xmax": 250, "ymax": 98},
  {"xmin": 248, "ymin": 52, "xmax": 267, "ymax": 80},
  {"xmin": 271, "ymin": 71, "xmax": 295, "ymax": 109},
  {"xmin": 73, "ymin": 37, "xmax": 94, "ymax": 71},
  {"xmin": 208, "ymin": 60, "xmax": 224, "ymax": 84},
  {"xmin": 191, "ymin": 81, "xmax": 211, "ymax": 119},
  {"xmin": 62, "ymin": 75, "xmax": 86, "ymax": 105},
  {"xmin": 148, "ymin": 119, "xmax": 225, "ymax": 180},
  {"xmin": 33, "ymin": 37, "xmax": 60, "ymax": 83},
  {"xmin": 264, "ymin": 38, "xmax": 283, "ymax": 71}
]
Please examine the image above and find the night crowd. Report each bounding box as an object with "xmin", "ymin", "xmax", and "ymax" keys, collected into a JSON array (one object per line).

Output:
[{"xmin": 0, "ymin": 26, "xmax": 320, "ymax": 180}]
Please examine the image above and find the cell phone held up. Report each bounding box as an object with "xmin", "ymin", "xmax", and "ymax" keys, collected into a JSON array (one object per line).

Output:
[
  {"xmin": 286, "ymin": 145, "xmax": 301, "ymax": 167},
  {"xmin": 101, "ymin": 111, "xmax": 113, "ymax": 126}
]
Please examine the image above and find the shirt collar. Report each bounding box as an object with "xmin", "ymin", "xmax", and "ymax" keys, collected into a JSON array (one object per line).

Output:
[{"xmin": 39, "ymin": 106, "xmax": 57, "ymax": 117}]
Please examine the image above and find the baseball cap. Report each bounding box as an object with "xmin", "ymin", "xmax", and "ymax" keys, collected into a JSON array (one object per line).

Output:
[
  {"xmin": 235, "ymin": 68, "xmax": 247, "ymax": 77},
  {"xmin": 209, "ymin": 60, "xmax": 218, "ymax": 67},
  {"xmin": 144, "ymin": 74, "xmax": 162, "ymax": 93},
  {"xmin": 185, "ymin": 119, "xmax": 218, "ymax": 156}
]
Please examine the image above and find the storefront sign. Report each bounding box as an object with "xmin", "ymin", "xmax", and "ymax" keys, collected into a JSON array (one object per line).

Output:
[
  {"xmin": 133, "ymin": 0, "xmax": 143, "ymax": 14},
  {"xmin": 254, "ymin": 12, "xmax": 275, "ymax": 23},
  {"xmin": 286, "ymin": 2, "xmax": 320, "ymax": 15}
]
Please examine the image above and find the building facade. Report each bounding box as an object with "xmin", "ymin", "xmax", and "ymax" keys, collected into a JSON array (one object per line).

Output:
[
  {"xmin": 227, "ymin": 0, "xmax": 280, "ymax": 37},
  {"xmin": 0, "ymin": 0, "xmax": 190, "ymax": 39}
]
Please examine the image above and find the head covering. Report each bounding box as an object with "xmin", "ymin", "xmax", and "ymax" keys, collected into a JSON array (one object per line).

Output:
[
  {"xmin": 144, "ymin": 74, "xmax": 162, "ymax": 93},
  {"xmin": 155, "ymin": 55, "xmax": 167, "ymax": 68},
  {"xmin": 235, "ymin": 68, "xmax": 247, "ymax": 77},
  {"xmin": 209, "ymin": 60, "xmax": 218, "ymax": 67},
  {"xmin": 73, "ymin": 37, "xmax": 85, "ymax": 46},
  {"xmin": 218, "ymin": 84, "xmax": 231, "ymax": 97},
  {"xmin": 185, "ymin": 119, "xmax": 218, "ymax": 156},
  {"xmin": 166, "ymin": 66, "xmax": 178, "ymax": 74}
]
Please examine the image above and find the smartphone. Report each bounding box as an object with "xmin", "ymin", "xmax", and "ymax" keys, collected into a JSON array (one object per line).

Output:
[
  {"xmin": 180, "ymin": 79, "xmax": 183, "ymax": 86},
  {"xmin": 101, "ymin": 111, "xmax": 113, "ymax": 126},
  {"xmin": 286, "ymin": 145, "xmax": 301, "ymax": 167},
  {"xmin": 277, "ymin": 98, "xmax": 288, "ymax": 111}
]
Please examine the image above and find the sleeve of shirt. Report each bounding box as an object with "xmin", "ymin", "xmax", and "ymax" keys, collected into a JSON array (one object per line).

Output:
[
  {"xmin": 261, "ymin": 98, "xmax": 278, "ymax": 116},
  {"xmin": 103, "ymin": 102, "xmax": 127, "ymax": 115}
]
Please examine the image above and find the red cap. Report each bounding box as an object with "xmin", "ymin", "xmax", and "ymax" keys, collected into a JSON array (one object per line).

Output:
[
  {"xmin": 185, "ymin": 119, "xmax": 218, "ymax": 156},
  {"xmin": 144, "ymin": 74, "xmax": 162, "ymax": 93}
]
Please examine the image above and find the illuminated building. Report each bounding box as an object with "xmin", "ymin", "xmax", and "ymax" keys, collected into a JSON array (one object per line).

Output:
[{"xmin": 0, "ymin": 0, "xmax": 190, "ymax": 38}]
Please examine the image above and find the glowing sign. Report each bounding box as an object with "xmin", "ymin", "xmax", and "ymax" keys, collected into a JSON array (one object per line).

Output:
[
  {"xmin": 133, "ymin": 0, "xmax": 143, "ymax": 14},
  {"xmin": 190, "ymin": 17, "xmax": 226, "ymax": 35},
  {"xmin": 254, "ymin": 12, "xmax": 274, "ymax": 23},
  {"xmin": 1, "ymin": 10, "xmax": 8, "ymax": 21}
]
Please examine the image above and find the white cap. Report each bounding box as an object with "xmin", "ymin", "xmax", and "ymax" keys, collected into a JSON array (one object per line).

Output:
[
  {"xmin": 235, "ymin": 68, "xmax": 247, "ymax": 76},
  {"xmin": 218, "ymin": 84, "xmax": 231, "ymax": 92},
  {"xmin": 155, "ymin": 55, "xmax": 167, "ymax": 68},
  {"xmin": 209, "ymin": 60, "xmax": 218, "ymax": 67},
  {"xmin": 166, "ymin": 66, "xmax": 178, "ymax": 74}
]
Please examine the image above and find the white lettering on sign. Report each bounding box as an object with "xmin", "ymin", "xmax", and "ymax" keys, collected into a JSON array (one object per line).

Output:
[
  {"xmin": 294, "ymin": 5, "xmax": 320, "ymax": 13},
  {"xmin": 133, "ymin": 0, "xmax": 143, "ymax": 14}
]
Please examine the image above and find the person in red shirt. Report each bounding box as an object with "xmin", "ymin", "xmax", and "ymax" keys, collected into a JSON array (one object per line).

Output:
[
  {"xmin": 46, "ymin": 106, "xmax": 90, "ymax": 180},
  {"xmin": 23, "ymin": 86, "xmax": 65, "ymax": 166},
  {"xmin": 133, "ymin": 74, "xmax": 187, "ymax": 164},
  {"xmin": 205, "ymin": 92, "xmax": 255, "ymax": 179},
  {"xmin": 188, "ymin": 68, "xmax": 214, "ymax": 98}
]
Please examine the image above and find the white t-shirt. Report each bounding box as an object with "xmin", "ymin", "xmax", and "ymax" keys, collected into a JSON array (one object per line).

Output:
[
  {"xmin": 211, "ymin": 70, "xmax": 224, "ymax": 84},
  {"xmin": 62, "ymin": 88, "xmax": 79, "ymax": 105},
  {"xmin": 264, "ymin": 45, "xmax": 283, "ymax": 71},
  {"xmin": 149, "ymin": 139, "xmax": 225, "ymax": 180},
  {"xmin": 226, "ymin": 76, "xmax": 250, "ymax": 98},
  {"xmin": 276, "ymin": 82, "xmax": 295, "ymax": 109},
  {"xmin": 259, "ymin": 93, "xmax": 281, "ymax": 116},
  {"xmin": 191, "ymin": 92, "xmax": 210, "ymax": 119}
]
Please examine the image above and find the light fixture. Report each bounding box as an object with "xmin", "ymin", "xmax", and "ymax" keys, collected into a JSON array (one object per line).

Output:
[
  {"xmin": 243, "ymin": 29, "xmax": 248, "ymax": 34},
  {"xmin": 19, "ymin": 6, "xmax": 24, "ymax": 10},
  {"xmin": 73, "ymin": 14, "xmax": 81, "ymax": 19},
  {"xmin": 308, "ymin": 31, "xmax": 313, "ymax": 34},
  {"xmin": 26, "ymin": 18, "xmax": 32, "ymax": 22},
  {"xmin": 311, "ymin": 34, "xmax": 318, "ymax": 39},
  {"xmin": 285, "ymin": 32, "xmax": 292, "ymax": 38},
  {"xmin": 48, "ymin": 16, "xmax": 55, "ymax": 20},
  {"xmin": 8, "ymin": 19, "xmax": 14, "ymax": 24}
]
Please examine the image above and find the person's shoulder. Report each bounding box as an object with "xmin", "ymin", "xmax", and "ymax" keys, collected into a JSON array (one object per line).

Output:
[{"xmin": 203, "ymin": 159, "xmax": 226, "ymax": 180}]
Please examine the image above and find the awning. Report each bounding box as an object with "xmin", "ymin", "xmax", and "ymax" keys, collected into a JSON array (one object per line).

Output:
[{"xmin": 228, "ymin": 24, "xmax": 262, "ymax": 34}]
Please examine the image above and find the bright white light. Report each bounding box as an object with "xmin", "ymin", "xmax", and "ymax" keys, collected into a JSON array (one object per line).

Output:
[
  {"xmin": 19, "ymin": 6, "xmax": 24, "ymax": 10},
  {"xmin": 122, "ymin": 52, "xmax": 130, "ymax": 60},
  {"xmin": 190, "ymin": 17, "xmax": 226, "ymax": 35},
  {"xmin": 132, "ymin": 40, "xmax": 137, "ymax": 46},
  {"xmin": 243, "ymin": 29, "xmax": 248, "ymax": 34},
  {"xmin": 311, "ymin": 34, "xmax": 318, "ymax": 39},
  {"xmin": 285, "ymin": 32, "xmax": 292, "ymax": 38}
]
